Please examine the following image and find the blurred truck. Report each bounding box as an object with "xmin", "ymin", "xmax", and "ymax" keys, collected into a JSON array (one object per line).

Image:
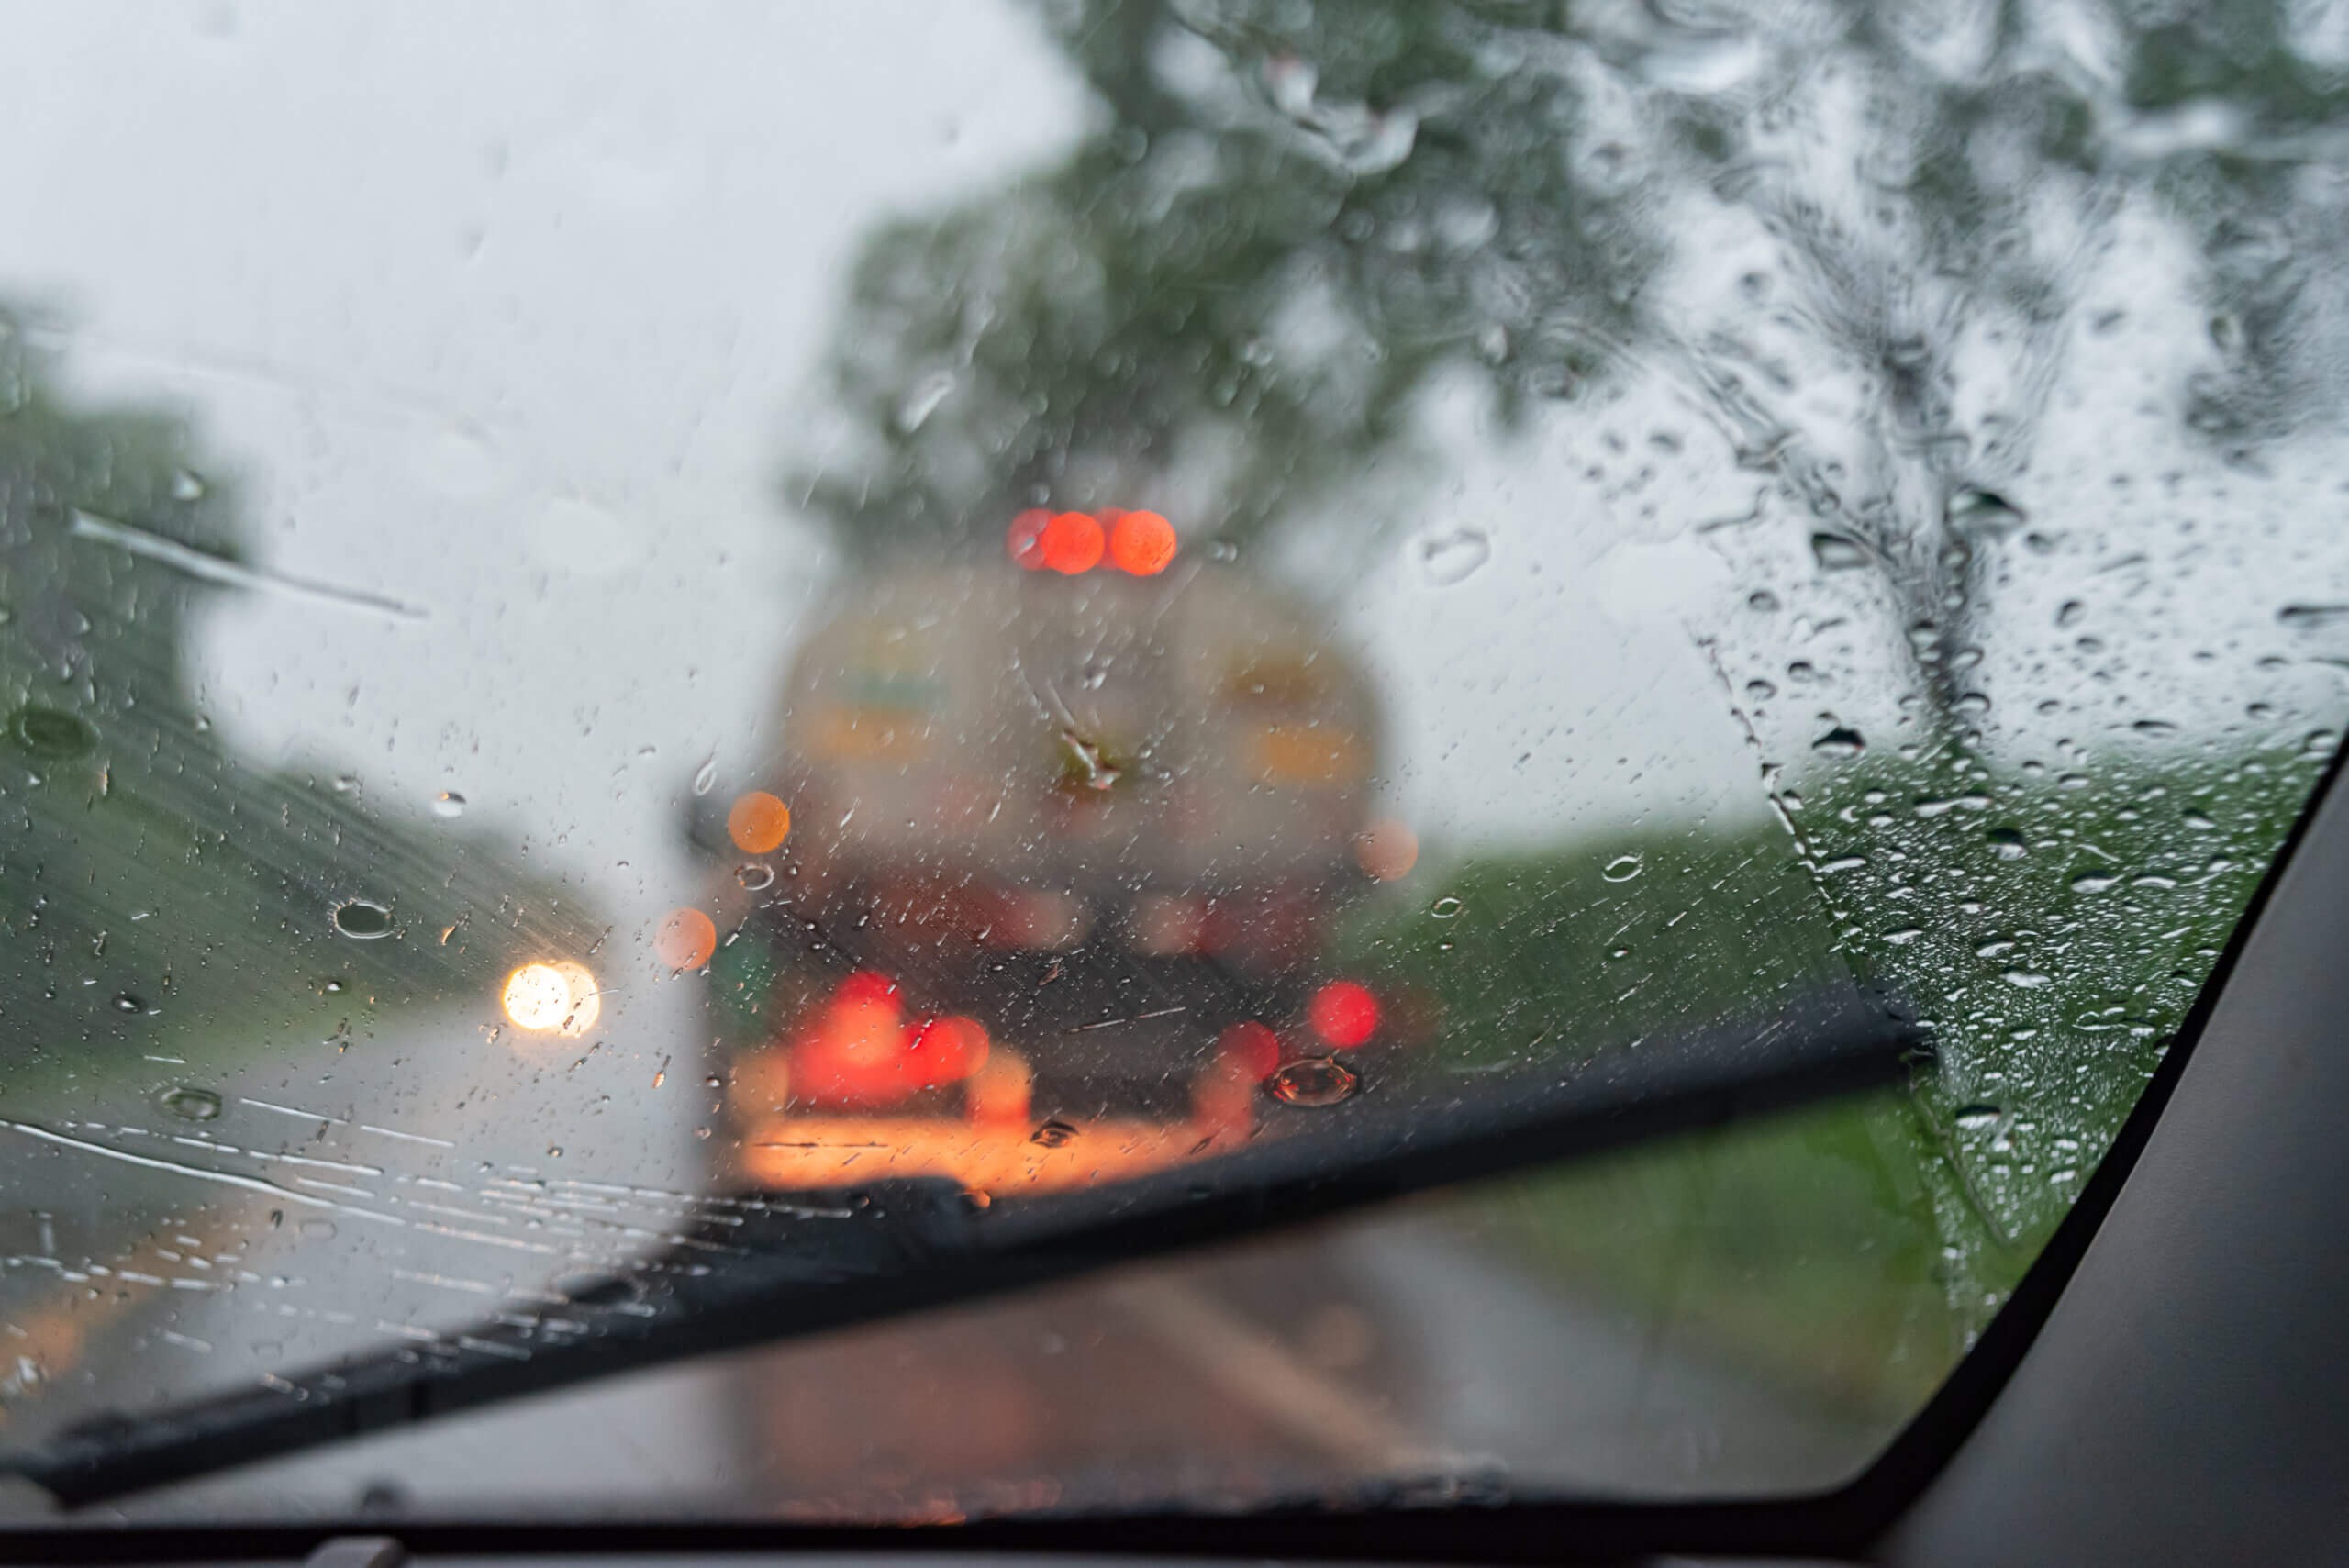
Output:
[{"xmin": 685, "ymin": 515, "xmax": 1400, "ymax": 1196}]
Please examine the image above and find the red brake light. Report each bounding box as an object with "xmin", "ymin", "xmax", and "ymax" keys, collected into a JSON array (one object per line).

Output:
[
  {"xmin": 1040, "ymin": 511, "xmax": 1104, "ymax": 573},
  {"xmin": 1108, "ymin": 510, "xmax": 1176, "ymax": 575},
  {"xmin": 1010, "ymin": 508, "xmax": 1174, "ymax": 574},
  {"xmin": 1308, "ymin": 981, "xmax": 1380, "ymax": 1048},
  {"xmin": 831, "ymin": 971, "xmax": 902, "ymax": 1012}
]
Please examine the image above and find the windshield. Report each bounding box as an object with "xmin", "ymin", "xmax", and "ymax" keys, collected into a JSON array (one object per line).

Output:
[{"xmin": 4, "ymin": 0, "xmax": 2345, "ymax": 1525}]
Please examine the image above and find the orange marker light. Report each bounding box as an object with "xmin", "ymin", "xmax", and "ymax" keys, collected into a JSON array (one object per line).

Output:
[
  {"xmin": 1108, "ymin": 509, "xmax": 1177, "ymax": 575},
  {"xmin": 727, "ymin": 790, "xmax": 792, "ymax": 854},
  {"xmin": 655, "ymin": 907, "xmax": 718, "ymax": 972},
  {"xmin": 1039, "ymin": 511, "xmax": 1104, "ymax": 574},
  {"xmin": 1308, "ymin": 980, "xmax": 1380, "ymax": 1048},
  {"xmin": 1007, "ymin": 508, "xmax": 1052, "ymax": 569},
  {"xmin": 1353, "ymin": 817, "xmax": 1419, "ymax": 882}
]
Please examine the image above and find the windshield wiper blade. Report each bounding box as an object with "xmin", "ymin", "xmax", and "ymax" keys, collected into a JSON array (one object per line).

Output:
[{"xmin": 5, "ymin": 986, "xmax": 1921, "ymax": 1510}]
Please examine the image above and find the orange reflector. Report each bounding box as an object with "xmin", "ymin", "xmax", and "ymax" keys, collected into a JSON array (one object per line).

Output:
[
  {"xmin": 1040, "ymin": 511, "xmax": 1104, "ymax": 574},
  {"xmin": 1108, "ymin": 510, "xmax": 1176, "ymax": 575},
  {"xmin": 727, "ymin": 791, "xmax": 792, "ymax": 854},
  {"xmin": 655, "ymin": 907, "xmax": 718, "ymax": 972},
  {"xmin": 1308, "ymin": 981, "xmax": 1380, "ymax": 1047},
  {"xmin": 1354, "ymin": 817, "xmax": 1419, "ymax": 882}
]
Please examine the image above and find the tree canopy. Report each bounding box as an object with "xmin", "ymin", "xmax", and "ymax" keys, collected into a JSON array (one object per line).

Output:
[{"xmin": 790, "ymin": 0, "xmax": 2349, "ymax": 708}]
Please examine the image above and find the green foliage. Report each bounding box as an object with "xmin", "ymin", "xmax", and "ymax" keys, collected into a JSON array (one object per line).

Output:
[
  {"xmin": 795, "ymin": 0, "xmax": 1658, "ymax": 562},
  {"xmin": 0, "ymin": 311, "xmax": 592, "ymax": 1082},
  {"xmin": 1336, "ymin": 820, "xmax": 1841, "ymax": 1071},
  {"xmin": 1339, "ymin": 734, "xmax": 2332, "ymax": 1403}
]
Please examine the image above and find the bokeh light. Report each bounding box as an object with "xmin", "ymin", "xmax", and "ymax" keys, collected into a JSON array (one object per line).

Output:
[
  {"xmin": 1308, "ymin": 980, "xmax": 1380, "ymax": 1048},
  {"xmin": 502, "ymin": 959, "xmax": 600, "ymax": 1036},
  {"xmin": 655, "ymin": 906, "xmax": 718, "ymax": 971},
  {"xmin": 1039, "ymin": 511, "xmax": 1104, "ymax": 573},
  {"xmin": 1006, "ymin": 508, "xmax": 1051, "ymax": 569},
  {"xmin": 1108, "ymin": 510, "xmax": 1176, "ymax": 575},
  {"xmin": 727, "ymin": 790, "xmax": 792, "ymax": 854},
  {"xmin": 1353, "ymin": 817, "xmax": 1419, "ymax": 882}
]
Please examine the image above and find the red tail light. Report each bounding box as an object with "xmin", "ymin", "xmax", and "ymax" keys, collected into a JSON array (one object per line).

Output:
[
  {"xmin": 789, "ymin": 973, "xmax": 988, "ymax": 1105},
  {"xmin": 1308, "ymin": 980, "xmax": 1380, "ymax": 1048}
]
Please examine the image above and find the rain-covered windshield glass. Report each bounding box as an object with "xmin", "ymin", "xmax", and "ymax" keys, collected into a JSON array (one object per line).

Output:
[{"xmin": 4, "ymin": 0, "xmax": 2346, "ymax": 1525}]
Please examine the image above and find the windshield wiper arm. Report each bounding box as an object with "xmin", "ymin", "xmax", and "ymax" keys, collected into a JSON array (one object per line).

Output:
[{"xmin": 6, "ymin": 985, "xmax": 1922, "ymax": 1510}]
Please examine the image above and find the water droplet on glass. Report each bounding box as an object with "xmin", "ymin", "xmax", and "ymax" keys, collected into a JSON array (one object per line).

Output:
[
  {"xmin": 332, "ymin": 773, "xmax": 360, "ymax": 794},
  {"xmin": 112, "ymin": 993, "xmax": 147, "ymax": 1014},
  {"xmin": 1812, "ymin": 726, "xmax": 1865, "ymax": 759},
  {"xmin": 735, "ymin": 862, "xmax": 775, "ymax": 892},
  {"xmin": 333, "ymin": 899, "xmax": 395, "ymax": 939},
  {"xmin": 1809, "ymin": 533, "xmax": 1869, "ymax": 572},
  {"xmin": 2002, "ymin": 969, "xmax": 2054, "ymax": 989},
  {"xmin": 298, "ymin": 1218, "xmax": 337, "ymax": 1240},
  {"xmin": 1057, "ymin": 729, "xmax": 1120, "ymax": 791},
  {"xmin": 1430, "ymin": 895, "xmax": 1464, "ymax": 919},
  {"xmin": 894, "ymin": 370, "xmax": 957, "ymax": 433},
  {"xmin": 692, "ymin": 754, "xmax": 718, "ymax": 796},
  {"xmin": 160, "ymin": 1086, "xmax": 222, "ymax": 1122},
  {"xmin": 2070, "ymin": 870, "xmax": 2122, "ymax": 894},
  {"xmin": 9, "ymin": 705, "xmax": 97, "ymax": 761},
  {"xmin": 431, "ymin": 792, "xmax": 466, "ymax": 818},
  {"xmin": 1333, "ymin": 106, "xmax": 1419, "ymax": 175},
  {"xmin": 1208, "ymin": 539, "xmax": 1240, "ymax": 562},
  {"xmin": 1030, "ymin": 1118, "xmax": 1078, "ymax": 1149},
  {"xmin": 1747, "ymin": 590, "xmax": 1780, "ymax": 612},
  {"xmin": 1745, "ymin": 678, "xmax": 1777, "ymax": 701},
  {"xmin": 1947, "ymin": 487, "xmax": 2026, "ymax": 537},
  {"xmin": 1954, "ymin": 1103, "xmax": 2003, "ymax": 1129},
  {"xmin": 1417, "ymin": 527, "xmax": 1492, "ymax": 586},
  {"xmin": 1986, "ymin": 828, "xmax": 2030, "ymax": 860},
  {"xmin": 2277, "ymin": 603, "xmax": 2349, "ymax": 629},
  {"xmin": 171, "ymin": 468, "xmax": 207, "ymax": 501},
  {"xmin": 1602, "ymin": 853, "xmax": 1644, "ymax": 883},
  {"xmin": 1267, "ymin": 1055, "xmax": 1361, "ymax": 1107}
]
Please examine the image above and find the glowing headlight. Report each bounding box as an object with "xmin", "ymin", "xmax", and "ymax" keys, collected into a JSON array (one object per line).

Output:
[{"xmin": 503, "ymin": 960, "xmax": 601, "ymax": 1037}]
